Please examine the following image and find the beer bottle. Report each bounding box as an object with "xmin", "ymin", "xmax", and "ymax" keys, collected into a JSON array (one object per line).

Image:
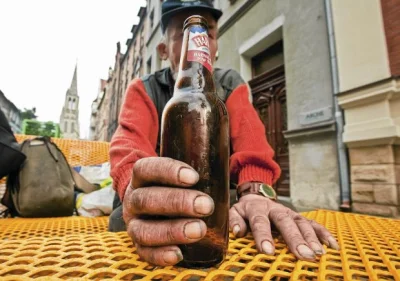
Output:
[{"xmin": 160, "ymin": 15, "xmax": 230, "ymax": 268}]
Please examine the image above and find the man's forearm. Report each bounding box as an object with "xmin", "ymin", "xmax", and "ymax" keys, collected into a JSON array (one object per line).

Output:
[{"xmin": 109, "ymin": 79, "xmax": 159, "ymax": 201}]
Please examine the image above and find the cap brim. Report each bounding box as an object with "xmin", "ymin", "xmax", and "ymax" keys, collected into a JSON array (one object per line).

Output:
[{"xmin": 161, "ymin": 6, "xmax": 223, "ymax": 33}]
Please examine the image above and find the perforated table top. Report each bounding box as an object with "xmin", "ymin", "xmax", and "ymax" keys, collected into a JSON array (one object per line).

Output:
[{"xmin": 0, "ymin": 209, "xmax": 399, "ymax": 280}]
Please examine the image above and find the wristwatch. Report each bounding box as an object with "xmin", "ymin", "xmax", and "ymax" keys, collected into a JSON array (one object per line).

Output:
[{"xmin": 237, "ymin": 182, "xmax": 277, "ymax": 200}]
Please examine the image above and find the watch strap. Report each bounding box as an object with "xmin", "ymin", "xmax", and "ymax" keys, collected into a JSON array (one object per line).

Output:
[{"xmin": 237, "ymin": 182, "xmax": 277, "ymax": 200}]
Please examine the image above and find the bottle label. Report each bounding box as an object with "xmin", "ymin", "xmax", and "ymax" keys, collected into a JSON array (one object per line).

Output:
[{"xmin": 187, "ymin": 28, "xmax": 213, "ymax": 72}]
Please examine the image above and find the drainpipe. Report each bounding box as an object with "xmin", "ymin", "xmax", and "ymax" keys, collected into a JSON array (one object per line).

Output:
[{"xmin": 324, "ymin": 0, "xmax": 351, "ymax": 210}]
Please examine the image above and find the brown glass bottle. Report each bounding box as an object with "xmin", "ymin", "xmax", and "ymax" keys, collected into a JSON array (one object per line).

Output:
[{"xmin": 160, "ymin": 15, "xmax": 230, "ymax": 268}]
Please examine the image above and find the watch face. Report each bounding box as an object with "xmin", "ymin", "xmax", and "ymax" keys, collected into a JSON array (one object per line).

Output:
[{"xmin": 259, "ymin": 184, "xmax": 276, "ymax": 199}]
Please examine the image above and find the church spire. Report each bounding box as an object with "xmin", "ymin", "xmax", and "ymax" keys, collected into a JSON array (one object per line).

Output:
[
  {"xmin": 60, "ymin": 63, "xmax": 80, "ymax": 139},
  {"xmin": 68, "ymin": 64, "xmax": 78, "ymax": 96}
]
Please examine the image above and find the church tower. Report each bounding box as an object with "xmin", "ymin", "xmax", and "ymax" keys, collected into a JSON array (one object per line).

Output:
[{"xmin": 60, "ymin": 64, "xmax": 80, "ymax": 139}]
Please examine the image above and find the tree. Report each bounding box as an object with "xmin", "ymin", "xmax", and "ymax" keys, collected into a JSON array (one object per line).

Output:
[
  {"xmin": 21, "ymin": 107, "xmax": 37, "ymax": 120},
  {"xmin": 22, "ymin": 120, "xmax": 61, "ymax": 137},
  {"xmin": 24, "ymin": 120, "xmax": 41, "ymax": 136},
  {"xmin": 41, "ymin": 121, "xmax": 57, "ymax": 137}
]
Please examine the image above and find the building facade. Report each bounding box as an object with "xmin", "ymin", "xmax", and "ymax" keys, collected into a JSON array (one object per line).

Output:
[
  {"xmin": 332, "ymin": 0, "xmax": 400, "ymax": 217},
  {"xmin": 60, "ymin": 65, "xmax": 80, "ymax": 139},
  {"xmin": 99, "ymin": 0, "xmax": 399, "ymax": 217},
  {"xmin": 107, "ymin": 7, "xmax": 148, "ymax": 141},
  {"xmin": 0, "ymin": 90, "xmax": 22, "ymax": 133},
  {"xmin": 213, "ymin": 0, "xmax": 344, "ymax": 211},
  {"xmin": 89, "ymin": 79, "xmax": 109, "ymax": 141}
]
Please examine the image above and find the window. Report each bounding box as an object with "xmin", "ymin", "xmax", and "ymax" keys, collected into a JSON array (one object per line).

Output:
[
  {"xmin": 252, "ymin": 40, "xmax": 284, "ymax": 77},
  {"xmin": 140, "ymin": 26, "xmax": 145, "ymax": 49},
  {"xmin": 64, "ymin": 121, "xmax": 68, "ymax": 133},
  {"xmin": 71, "ymin": 122, "xmax": 75, "ymax": 133},
  {"xmin": 147, "ymin": 56, "xmax": 152, "ymax": 74},
  {"xmin": 150, "ymin": 9, "xmax": 154, "ymax": 29}
]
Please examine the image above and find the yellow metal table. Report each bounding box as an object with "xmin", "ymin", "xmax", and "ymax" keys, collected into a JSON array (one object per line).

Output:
[{"xmin": 0, "ymin": 210, "xmax": 399, "ymax": 281}]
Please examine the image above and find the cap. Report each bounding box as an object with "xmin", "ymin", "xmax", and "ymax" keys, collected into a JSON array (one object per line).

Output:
[{"xmin": 161, "ymin": 0, "xmax": 223, "ymax": 33}]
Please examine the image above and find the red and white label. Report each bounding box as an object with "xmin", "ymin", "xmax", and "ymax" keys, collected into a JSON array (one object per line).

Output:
[{"xmin": 187, "ymin": 31, "xmax": 212, "ymax": 72}]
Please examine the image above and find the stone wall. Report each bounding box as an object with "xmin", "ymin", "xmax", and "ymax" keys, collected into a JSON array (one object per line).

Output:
[{"xmin": 350, "ymin": 145, "xmax": 400, "ymax": 217}]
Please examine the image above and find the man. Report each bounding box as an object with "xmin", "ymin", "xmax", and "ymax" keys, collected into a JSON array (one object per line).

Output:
[{"xmin": 109, "ymin": 0, "xmax": 339, "ymax": 266}]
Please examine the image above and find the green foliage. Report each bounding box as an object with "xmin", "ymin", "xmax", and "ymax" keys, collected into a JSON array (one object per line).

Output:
[
  {"xmin": 21, "ymin": 107, "xmax": 37, "ymax": 120},
  {"xmin": 23, "ymin": 120, "xmax": 61, "ymax": 137},
  {"xmin": 41, "ymin": 121, "xmax": 57, "ymax": 137},
  {"xmin": 24, "ymin": 121, "xmax": 41, "ymax": 136}
]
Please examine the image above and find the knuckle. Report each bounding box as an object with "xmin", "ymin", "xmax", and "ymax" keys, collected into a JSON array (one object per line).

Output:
[
  {"xmin": 169, "ymin": 190, "xmax": 188, "ymax": 215},
  {"xmin": 127, "ymin": 220, "xmax": 140, "ymax": 242},
  {"xmin": 273, "ymin": 211, "xmax": 291, "ymax": 223},
  {"xmin": 149, "ymin": 250, "xmax": 158, "ymax": 264},
  {"xmin": 165, "ymin": 222, "xmax": 178, "ymax": 243},
  {"xmin": 292, "ymin": 214, "xmax": 306, "ymax": 222},
  {"xmin": 302, "ymin": 230, "xmax": 316, "ymax": 240},
  {"xmin": 287, "ymin": 232, "xmax": 304, "ymax": 243},
  {"xmin": 131, "ymin": 189, "xmax": 147, "ymax": 213},
  {"xmin": 132, "ymin": 221, "xmax": 152, "ymax": 246},
  {"xmin": 250, "ymin": 215, "xmax": 269, "ymax": 231},
  {"xmin": 132, "ymin": 158, "xmax": 145, "ymax": 176}
]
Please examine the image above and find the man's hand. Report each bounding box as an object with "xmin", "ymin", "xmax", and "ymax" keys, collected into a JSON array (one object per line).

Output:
[
  {"xmin": 123, "ymin": 157, "xmax": 215, "ymax": 266},
  {"xmin": 229, "ymin": 194, "xmax": 340, "ymax": 261}
]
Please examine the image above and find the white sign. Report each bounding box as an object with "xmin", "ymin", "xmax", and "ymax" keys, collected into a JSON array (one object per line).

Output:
[{"xmin": 300, "ymin": 107, "xmax": 332, "ymax": 125}]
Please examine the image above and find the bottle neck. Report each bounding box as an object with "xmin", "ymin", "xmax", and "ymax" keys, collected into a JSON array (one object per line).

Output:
[{"xmin": 174, "ymin": 23, "xmax": 216, "ymax": 93}]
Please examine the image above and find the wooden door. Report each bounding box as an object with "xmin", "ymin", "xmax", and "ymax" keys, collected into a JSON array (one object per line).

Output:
[{"xmin": 249, "ymin": 65, "xmax": 290, "ymax": 196}]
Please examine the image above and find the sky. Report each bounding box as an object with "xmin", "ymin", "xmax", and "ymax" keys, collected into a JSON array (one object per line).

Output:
[{"xmin": 0, "ymin": 0, "xmax": 146, "ymax": 139}]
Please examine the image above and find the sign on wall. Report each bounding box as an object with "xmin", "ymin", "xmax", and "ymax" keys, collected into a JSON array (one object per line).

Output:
[{"xmin": 299, "ymin": 107, "xmax": 333, "ymax": 125}]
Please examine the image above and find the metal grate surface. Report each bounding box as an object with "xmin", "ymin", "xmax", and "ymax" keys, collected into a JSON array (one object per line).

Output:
[{"xmin": 0, "ymin": 210, "xmax": 399, "ymax": 280}]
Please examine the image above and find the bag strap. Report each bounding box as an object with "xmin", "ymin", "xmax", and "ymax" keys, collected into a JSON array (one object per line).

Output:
[{"xmin": 40, "ymin": 137, "xmax": 98, "ymax": 194}]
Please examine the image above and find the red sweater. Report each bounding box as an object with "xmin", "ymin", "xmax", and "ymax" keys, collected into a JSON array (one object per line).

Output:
[{"xmin": 110, "ymin": 78, "xmax": 281, "ymax": 201}]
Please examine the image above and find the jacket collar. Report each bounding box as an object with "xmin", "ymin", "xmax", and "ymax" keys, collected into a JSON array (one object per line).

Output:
[{"xmin": 154, "ymin": 67, "xmax": 174, "ymax": 88}]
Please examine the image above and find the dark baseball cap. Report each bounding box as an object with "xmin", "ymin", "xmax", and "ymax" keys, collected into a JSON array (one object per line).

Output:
[{"xmin": 161, "ymin": 0, "xmax": 223, "ymax": 33}]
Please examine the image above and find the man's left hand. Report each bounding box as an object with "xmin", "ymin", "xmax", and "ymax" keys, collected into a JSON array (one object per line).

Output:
[{"xmin": 229, "ymin": 194, "xmax": 340, "ymax": 261}]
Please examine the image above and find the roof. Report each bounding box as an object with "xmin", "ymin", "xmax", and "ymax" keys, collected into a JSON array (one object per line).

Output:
[{"xmin": 0, "ymin": 89, "xmax": 21, "ymax": 113}]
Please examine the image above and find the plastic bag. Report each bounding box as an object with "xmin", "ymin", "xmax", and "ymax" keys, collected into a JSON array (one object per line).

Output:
[
  {"xmin": 73, "ymin": 162, "xmax": 110, "ymax": 185},
  {"xmin": 76, "ymin": 184, "xmax": 115, "ymax": 217}
]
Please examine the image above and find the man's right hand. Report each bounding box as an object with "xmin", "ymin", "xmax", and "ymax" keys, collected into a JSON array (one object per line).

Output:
[{"xmin": 122, "ymin": 157, "xmax": 214, "ymax": 266}]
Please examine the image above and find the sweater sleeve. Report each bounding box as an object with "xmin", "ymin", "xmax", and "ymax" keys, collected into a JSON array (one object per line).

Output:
[
  {"xmin": 109, "ymin": 79, "xmax": 158, "ymax": 201},
  {"xmin": 226, "ymin": 83, "xmax": 281, "ymax": 186}
]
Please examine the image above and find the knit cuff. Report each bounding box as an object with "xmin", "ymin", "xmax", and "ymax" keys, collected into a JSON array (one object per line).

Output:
[
  {"xmin": 113, "ymin": 166, "xmax": 133, "ymax": 202},
  {"xmin": 238, "ymin": 164, "xmax": 274, "ymax": 186}
]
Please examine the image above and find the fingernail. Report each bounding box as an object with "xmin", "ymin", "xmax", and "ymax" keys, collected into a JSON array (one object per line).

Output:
[
  {"xmin": 328, "ymin": 236, "xmax": 340, "ymax": 250},
  {"xmin": 179, "ymin": 168, "xmax": 198, "ymax": 185},
  {"xmin": 321, "ymin": 238, "xmax": 329, "ymax": 247},
  {"xmin": 163, "ymin": 250, "xmax": 182, "ymax": 265},
  {"xmin": 176, "ymin": 250, "xmax": 183, "ymax": 262},
  {"xmin": 232, "ymin": 225, "xmax": 240, "ymax": 237},
  {"xmin": 297, "ymin": 245, "xmax": 316, "ymax": 260},
  {"xmin": 194, "ymin": 196, "xmax": 214, "ymax": 215},
  {"xmin": 184, "ymin": 222, "xmax": 203, "ymax": 239},
  {"xmin": 310, "ymin": 242, "xmax": 323, "ymax": 255},
  {"xmin": 262, "ymin": 241, "xmax": 274, "ymax": 255}
]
